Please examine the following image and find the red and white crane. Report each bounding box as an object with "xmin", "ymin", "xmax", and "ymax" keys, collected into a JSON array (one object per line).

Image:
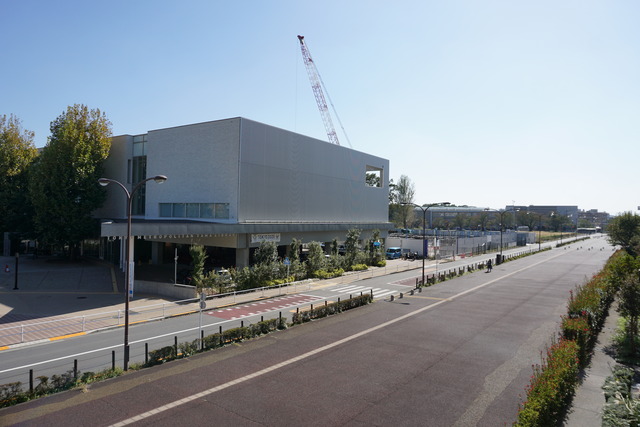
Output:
[{"xmin": 297, "ymin": 35, "xmax": 351, "ymax": 147}]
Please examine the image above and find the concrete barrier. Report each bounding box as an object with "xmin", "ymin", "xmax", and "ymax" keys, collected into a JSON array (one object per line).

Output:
[{"xmin": 134, "ymin": 280, "xmax": 197, "ymax": 300}]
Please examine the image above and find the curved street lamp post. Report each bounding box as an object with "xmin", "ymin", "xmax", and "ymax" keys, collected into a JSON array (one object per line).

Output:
[
  {"xmin": 98, "ymin": 175, "xmax": 167, "ymax": 370},
  {"xmin": 401, "ymin": 202, "xmax": 449, "ymax": 286}
]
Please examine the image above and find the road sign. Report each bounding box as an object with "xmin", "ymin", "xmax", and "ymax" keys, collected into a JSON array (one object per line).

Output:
[
  {"xmin": 283, "ymin": 257, "xmax": 291, "ymax": 266},
  {"xmin": 200, "ymin": 301, "xmax": 206, "ymax": 310}
]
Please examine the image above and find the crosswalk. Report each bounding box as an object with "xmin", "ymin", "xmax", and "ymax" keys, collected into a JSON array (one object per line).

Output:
[{"xmin": 329, "ymin": 284, "xmax": 398, "ymax": 300}]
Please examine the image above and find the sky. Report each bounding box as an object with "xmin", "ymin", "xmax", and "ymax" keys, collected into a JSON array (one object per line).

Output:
[{"xmin": 1, "ymin": 0, "xmax": 638, "ymax": 215}]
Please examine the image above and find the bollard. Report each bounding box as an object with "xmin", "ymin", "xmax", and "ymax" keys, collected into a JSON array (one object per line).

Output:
[
  {"xmin": 74, "ymin": 359, "xmax": 78, "ymax": 379},
  {"xmin": 399, "ymin": 293, "xmax": 403, "ymax": 299},
  {"xmin": 241, "ymin": 320, "xmax": 244, "ymax": 328},
  {"xmin": 112, "ymin": 350, "xmax": 116, "ymax": 370},
  {"xmin": 145, "ymin": 343, "xmax": 149, "ymax": 364},
  {"xmin": 325, "ymin": 300, "xmax": 328, "ymax": 307},
  {"xmin": 29, "ymin": 369, "xmax": 34, "ymax": 393},
  {"xmin": 390, "ymin": 295, "xmax": 394, "ymax": 302},
  {"xmin": 419, "ymin": 287, "xmax": 422, "ymax": 293},
  {"xmin": 219, "ymin": 325, "xmax": 223, "ymax": 334},
  {"xmin": 201, "ymin": 330, "xmax": 204, "ymax": 351},
  {"xmin": 261, "ymin": 315, "xmax": 264, "ymax": 322},
  {"xmin": 174, "ymin": 336, "xmax": 178, "ymax": 357}
]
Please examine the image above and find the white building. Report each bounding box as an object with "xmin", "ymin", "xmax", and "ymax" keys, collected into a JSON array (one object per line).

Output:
[{"xmin": 96, "ymin": 117, "xmax": 391, "ymax": 269}]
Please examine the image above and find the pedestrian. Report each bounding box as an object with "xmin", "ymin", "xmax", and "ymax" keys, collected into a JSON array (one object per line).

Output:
[{"xmin": 486, "ymin": 259, "xmax": 492, "ymax": 272}]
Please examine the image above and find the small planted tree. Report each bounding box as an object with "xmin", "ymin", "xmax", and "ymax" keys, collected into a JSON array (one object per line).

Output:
[
  {"xmin": 189, "ymin": 245, "xmax": 207, "ymax": 290},
  {"xmin": 306, "ymin": 241, "xmax": 326, "ymax": 276},
  {"xmin": 618, "ymin": 273, "xmax": 640, "ymax": 357},
  {"xmin": 345, "ymin": 228, "xmax": 361, "ymax": 269}
]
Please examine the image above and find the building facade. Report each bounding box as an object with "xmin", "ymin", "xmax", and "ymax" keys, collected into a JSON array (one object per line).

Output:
[{"xmin": 95, "ymin": 117, "xmax": 391, "ymax": 269}]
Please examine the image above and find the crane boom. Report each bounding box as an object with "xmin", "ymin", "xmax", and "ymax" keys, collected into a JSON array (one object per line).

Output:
[{"xmin": 297, "ymin": 35, "xmax": 340, "ymax": 146}]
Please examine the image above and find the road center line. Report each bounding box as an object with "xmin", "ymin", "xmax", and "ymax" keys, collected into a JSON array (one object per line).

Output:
[{"xmin": 110, "ymin": 251, "xmax": 566, "ymax": 427}]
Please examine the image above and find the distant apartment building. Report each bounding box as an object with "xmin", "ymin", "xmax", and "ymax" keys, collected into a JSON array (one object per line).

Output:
[{"xmin": 94, "ymin": 117, "xmax": 391, "ymax": 269}]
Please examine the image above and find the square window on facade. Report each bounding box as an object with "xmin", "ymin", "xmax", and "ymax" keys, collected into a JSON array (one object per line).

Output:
[
  {"xmin": 172, "ymin": 203, "xmax": 185, "ymax": 217},
  {"xmin": 186, "ymin": 203, "xmax": 200, "ymax": 218},
  {"xmin": 159, "ymin": 203, "xmax": 172, "ymax": 217},
  {"xmin": 215, "ymin": 203, "xmax": 230, "ymax": 219},
  {"xmin": 200, "ymin": 203, "xmax": 214, "ymax": 218}
]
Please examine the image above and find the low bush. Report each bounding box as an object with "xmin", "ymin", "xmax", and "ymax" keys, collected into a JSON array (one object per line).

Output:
[
  {"xmin": 291, "ymin": 294, "xmax": 372, "ymax": 325},
  {"xmin": 0, "ymin": 367, "xmax": 123, "ymax": 409},
  {"xmin": 311, "ymin": 268, "xmax": 344, "ymax": 279},
  {"xmin": 515, "ymin": 338, "xmax": 580, "ymax": 426},
  {"xmin": 602, "ymin": 365, "xmax": 640, "ymax": 426}
]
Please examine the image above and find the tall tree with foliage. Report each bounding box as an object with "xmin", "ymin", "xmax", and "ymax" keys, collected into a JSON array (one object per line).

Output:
[
  {"xmin": 389, "ymin": 174, "xmax": 415, "ymax": 228},
  {"xmin": 189, "ymin": 245, "xmax": 207, "ymax": 290},
  {"xmin": 607, "ymin": 212, "xmax": 640, "ymax": 256},
  {"xmin": 254, "ymin": 241, "xmax": 278, "ymax": 265},
  {"xmin": 345, "ymin": 228, "xmax": 361, "ymax": 268},
  {"xmin": 0, "ymin": 114, "xmax": 38, "ymax": 236},
  {"xmin": 28, "ymin": 105, "xmax": 112, "ymax": 257}
]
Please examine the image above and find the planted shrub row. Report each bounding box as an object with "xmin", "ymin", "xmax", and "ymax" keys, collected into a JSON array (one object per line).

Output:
[
  {"xmin": 291, "ymin": 294, "xmax": 373, "ymax": 324},
  {"xmin": 515, "ymin": 251, "xmax": 620, "ymax": 426}
]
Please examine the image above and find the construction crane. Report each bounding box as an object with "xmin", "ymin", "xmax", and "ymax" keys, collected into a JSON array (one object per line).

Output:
[{"xmin": 297, "ymin": 35, "xmax": 351, "ymax": 148}]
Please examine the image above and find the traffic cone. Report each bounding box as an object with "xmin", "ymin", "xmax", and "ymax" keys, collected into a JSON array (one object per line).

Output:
[{"xmin": 4, "ymin": 264, "xmax": 9, "ymax": 273}]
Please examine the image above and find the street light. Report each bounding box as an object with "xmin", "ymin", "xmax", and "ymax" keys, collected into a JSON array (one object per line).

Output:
[
  {"xmin": 484, "ymin": 208, "xmax": 508, "ymax": 263},
  {"xmin": 401, "ymin": 202, "xmax": 449, "ymax": 287},
  {"xmin": 98, "ymin": 174, "xmax": 167, "ymax": 370}
]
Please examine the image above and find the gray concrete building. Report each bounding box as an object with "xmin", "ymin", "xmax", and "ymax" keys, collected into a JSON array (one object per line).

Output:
[{"xmin": 95, "ymin": 117, "xmax": 391, "ymax": 269}]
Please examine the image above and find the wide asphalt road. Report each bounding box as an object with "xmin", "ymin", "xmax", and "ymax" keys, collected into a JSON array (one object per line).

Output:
[{"xmin": 1, "ymin": 236, "xmax": 612, "ymax": 426}]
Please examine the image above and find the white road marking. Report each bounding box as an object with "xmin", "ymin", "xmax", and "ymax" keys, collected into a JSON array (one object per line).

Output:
[{"xmin": 110, "ymin": 253, "xmax": 566, "ymax": 426}]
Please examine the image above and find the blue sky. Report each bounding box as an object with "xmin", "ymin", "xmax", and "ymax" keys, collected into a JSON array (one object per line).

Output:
[{"xmin": 2, "ymin": 1, "xmax": 638, "ymax": 215}]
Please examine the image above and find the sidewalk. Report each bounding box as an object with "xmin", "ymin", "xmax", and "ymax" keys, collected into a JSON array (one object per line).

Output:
[{"xmin": 565, "ymin": 308, "xmax": 620, "ymax": 426}]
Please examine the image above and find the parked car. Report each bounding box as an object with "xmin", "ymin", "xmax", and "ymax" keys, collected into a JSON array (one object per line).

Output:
[{"xmin": 386, "ymin": 247, "xmax": 402, "ymax": 259}]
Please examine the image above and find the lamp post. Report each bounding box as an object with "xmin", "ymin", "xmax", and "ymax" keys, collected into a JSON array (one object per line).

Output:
[
  {"xmin": 98, "ymin": 175, "xmax": 167, "ymax": 370},
  {"xmin": 401, "ymin": 202, "xmax": 449, "ymax": 287},
  {"xmin": 484, "ymin": 208, "xmax": 508, "ymax": 263},
  {"xmin": 536, "ymin": 213, "xmax": 542, "ymax": 251}
]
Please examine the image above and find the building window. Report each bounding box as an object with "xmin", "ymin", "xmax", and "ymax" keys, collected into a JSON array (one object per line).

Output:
[
  {"xmin": 365, "ymin": 166, "xmax": 383, "ymax": 188},
  {"xmin": 159, "ymin": 203, "xmax": 172, "ymax": 217},
  {"xmin": 215, "ymin": 203, "xmax": 230, "ymax": 219},
  {"xmin": 172, "ymin": 203, "xmax": 186, "ymax": 217},
  {"xmin": 186, "ymin": 203, "xmax": 200, "ymax": 218},
  {"xmin": 157, "ymin": 203, "xmax": 230, "ymax": 219},
  {"xmin": 201, "ymin": 203, "xmax": 214, "ymax": 218}
]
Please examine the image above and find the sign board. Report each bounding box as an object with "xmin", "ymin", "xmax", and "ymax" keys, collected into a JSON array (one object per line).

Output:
[
  {"xmin": 128, "ymin": 261, "xmax": 135, "ymax": 299},
  {"xmin": 251, "ymin": 233, "xmax": 281, "ymax": 243},
  {"xmin": 200, "ymin": 301, "xmax": 206, "ymax": 310},
  {"xmin": 283, "ymin": 257, "xmax": 291, "ymax": 266},
  {"xmin": 373, "ymin": 241, "xmax": 381, "ymax": 247}
]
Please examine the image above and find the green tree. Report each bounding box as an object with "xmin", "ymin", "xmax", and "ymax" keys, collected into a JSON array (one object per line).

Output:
[
  {"xmin": 289, "ymin": 238, "xmax": 301, "ymax": 263},
  {"xmin": 345, "ymin": 228, "xmax": 361, "ymax": 268},
  {"xmin": 189, "ymin": 245, "xmax": 207, "ymax": 290},
  {"xmin": 607, "ymin": 212, "xmax": 640, "ymax": 256},
  {"xmin": 0, "ymin": 114, "xmax": 38, "ymax": 236},
  {"xmin": 618, "ymin": 273, "xmax": 640, "ymax": 357},
  {"xmin": 306, "ymin": 241, "xmax": 326, "ymax": 275},
  {"xmin": 389, "ymin": 175, "xmax": 415, "ymax": 228},
  {"xmin": 254, "ymin": 241, "xmax": 278, "ymax": 265},
  {"xmin": 28, "ymin": 105, "xmax": 112, "ymax": 258}
]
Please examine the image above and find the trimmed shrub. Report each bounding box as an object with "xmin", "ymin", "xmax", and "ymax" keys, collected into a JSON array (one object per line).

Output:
[{"xmin": 515, "ymin": 338, "xmax": 580, "ymax": 426}]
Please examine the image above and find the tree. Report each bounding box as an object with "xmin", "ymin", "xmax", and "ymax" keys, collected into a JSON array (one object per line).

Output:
[
  {"xmin": 389, "ymin": 175, "xmax": 415, "ymax": 228},
  {"xmin": 254, "ymin": 241, "xmax": 278, "ymax": 265},
  {"xmin": 189, "ymin": 245, "xmax": 207, "ymax": 290},
  {"xmin": 289, "ymin": 238, "xmax": 301, "ymax": 263},
  {"xmin": 345, "ymin": 228, "xmax": 361, "ymax": 268},
  {"xmin": 28, "ymin": 105, "xmax": 112, "ymax": 257},
  {"xmin": 607, "ymin": 212, "xmax": 640, "ymax": 256},
  {"xmin": 618, "ymin": 273, "xmax": 640, "ymax": 357},
  {"xmin": 0, "ymin": 114, "xmax": 38, "ymax": 236},
  {"xmin": 306, "ymin": 241, "xmax": 326, "ymax": 275}
]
